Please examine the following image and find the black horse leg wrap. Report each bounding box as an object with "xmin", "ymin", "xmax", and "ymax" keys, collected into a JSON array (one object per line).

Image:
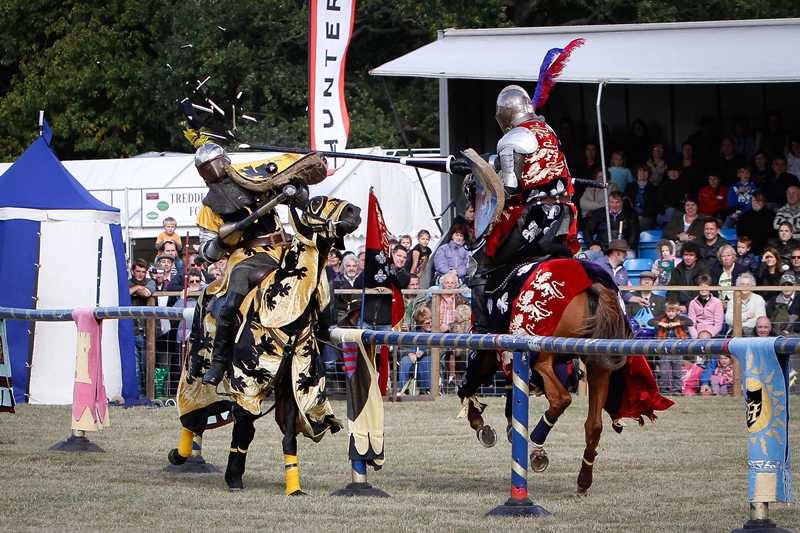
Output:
[{"xmin": 530, "ymin": 411, "xmax": 559, "ymax": 446}]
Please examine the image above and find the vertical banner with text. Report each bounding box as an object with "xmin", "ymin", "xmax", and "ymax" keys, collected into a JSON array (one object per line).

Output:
[{"xmin": 309, "ymin": 0, "xmax": 356, "ymax": 152}]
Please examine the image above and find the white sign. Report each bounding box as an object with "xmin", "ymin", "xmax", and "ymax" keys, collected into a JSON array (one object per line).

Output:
[
  {"xmin": 309, "ymin": 0, "xmax": 356, "ymax": 152},
  {"xmin": 141, "ymin": 188, "xmax": 206, "ymax": 228}
]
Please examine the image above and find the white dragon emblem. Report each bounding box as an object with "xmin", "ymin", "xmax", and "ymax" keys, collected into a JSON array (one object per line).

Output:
[{"xmin": 531, "ymin": 270, "xmax": 565, "ymax": 300}]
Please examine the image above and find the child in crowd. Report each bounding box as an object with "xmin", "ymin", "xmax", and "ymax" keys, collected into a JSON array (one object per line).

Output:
[
  {"xmin": 651, "ymin": 239, "xmax": 680, "ymax": 286},
  {"xmin": 735, "ymin": 236, "xmax": 758, "ymax": 274},
  {"xmin": 724, "ymin": 163, "xmax": 758, "ymax": 228},
  {"xmin": 710, "ymin": 354, "xmax": 734, "ymax": 396},
  {"xmin": 681, "ymin": 358, "xmax": 703, "ymax": 395},
  {"xmin": 648, "ymin": 300, "xmax": 693, "ymax": 395},
  {"xmin": 687, "ymin": 275, "xmax": 724, "ymax": 338},
  {"xmin": 697, "ymin": 173, "xmax": 729, "ymax": 219},
  {"xmin": 155, "ymin": 216, "xmax": 183, "ymax": 252},
  {"xmin": 609, "ymin": 150, "xmax": 633, "ymax": 191},
  {"xmin": 409, "ymin": 229, "xmax": 432, "ymax": 278}
]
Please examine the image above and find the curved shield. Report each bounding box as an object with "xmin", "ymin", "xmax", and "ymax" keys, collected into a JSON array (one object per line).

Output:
[{"xmin": 462, "ymin": 148, "xmax": 505, "ymax": 240}]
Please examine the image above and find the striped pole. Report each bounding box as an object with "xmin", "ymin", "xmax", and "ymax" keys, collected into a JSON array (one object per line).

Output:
[{"xmin": 485, "ymin": 351, "xmax": 551, "ymax": 517}]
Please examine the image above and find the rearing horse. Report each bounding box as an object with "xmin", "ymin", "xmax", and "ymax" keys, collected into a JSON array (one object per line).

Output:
[
  {"xmin": 168, "ymin": 195, "xmax": 361, "ymax": 494},
  {"xmin": 460, "ymin": 258, "xmax": 673, "ymax": 494}
]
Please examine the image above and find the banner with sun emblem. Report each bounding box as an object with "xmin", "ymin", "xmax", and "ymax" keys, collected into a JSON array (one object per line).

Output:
[{"xmin": 728, "ymin": 338, "xmax": 792, "ymax": 503}]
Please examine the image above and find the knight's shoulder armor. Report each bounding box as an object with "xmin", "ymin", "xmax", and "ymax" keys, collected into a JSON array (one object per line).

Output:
[{"xmin": 497, "ymin": 126, "xmax": 539, "ymax": 155}]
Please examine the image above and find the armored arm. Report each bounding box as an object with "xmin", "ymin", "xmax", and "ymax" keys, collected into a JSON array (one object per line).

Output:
[{"xmin": 496, "ymin": 127, "xmax": 538, "ymax": 194}]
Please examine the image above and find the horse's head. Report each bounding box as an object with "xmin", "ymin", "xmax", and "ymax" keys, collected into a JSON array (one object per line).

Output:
[{"xmin": 298, "ymin": 196, "xmax": 362, "ymax": 249}]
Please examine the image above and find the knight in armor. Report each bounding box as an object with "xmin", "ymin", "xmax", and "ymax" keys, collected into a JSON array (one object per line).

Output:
[
  {"xmin": 458, "ymin": 41, "xmax": 584, "ymax": 416},
  {"xmin": 192, "ymin": 142, "xmax": 325, "ymax": 385}
]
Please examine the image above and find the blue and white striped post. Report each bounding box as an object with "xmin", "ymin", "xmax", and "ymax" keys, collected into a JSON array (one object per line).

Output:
[{"xmin": 485, "ymin": 350, "xmax": 551, "ymax": 517}]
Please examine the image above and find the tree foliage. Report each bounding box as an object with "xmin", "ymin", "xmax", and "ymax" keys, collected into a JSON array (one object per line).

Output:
[{"xmin": 0, "ymin": 0, "xmax": 793, "ymax": 161}]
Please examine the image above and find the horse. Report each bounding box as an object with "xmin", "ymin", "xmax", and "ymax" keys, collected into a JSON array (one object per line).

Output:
[
  {"xmin": 167, "ymin": 194, "xmax": 361, "ymax": 494},
  {"xmin": 459, "ymin": 258, "xmax": 673, "ymax": 495}
]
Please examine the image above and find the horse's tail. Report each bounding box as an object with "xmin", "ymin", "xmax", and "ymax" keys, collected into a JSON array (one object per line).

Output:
[{"xmin": 586, "ymin": 283, "xmax": 629, "ymax": 371}]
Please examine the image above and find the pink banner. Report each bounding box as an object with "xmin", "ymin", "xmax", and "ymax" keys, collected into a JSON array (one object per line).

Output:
[
  {"xmin": 71, "ymin": 308, "xmax": 109, "ymax": 431},
  {"xmin": 309, "ymin": 0, "xmax": 356, "ymax": 151}
]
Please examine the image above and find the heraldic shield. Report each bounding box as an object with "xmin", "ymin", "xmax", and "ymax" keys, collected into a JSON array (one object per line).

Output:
[{"xmin": 462, "ymin": 148, "xmax": 505, "ymax": 240}]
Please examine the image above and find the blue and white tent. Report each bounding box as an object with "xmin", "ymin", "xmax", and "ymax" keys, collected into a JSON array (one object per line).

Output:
[{"xmin": 0, "ymin": 136, "xmax": 136, "ymax": 404}]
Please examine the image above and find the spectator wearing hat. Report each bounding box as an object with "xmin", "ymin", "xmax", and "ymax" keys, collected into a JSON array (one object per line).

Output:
[
  {"xmin": 582, "ymin": 191, "xmax": 640, "ymax": 260},
  {"xmin": 655, "ymin": 162, "xmax": 691, "ymax": 227},
  {"xmin": 157, "ymin": 239, "xmax": 184, "ymax": 278},
  {"xmin": 592, "ymin": 239, "xmax": 639, "ymax": 304},
  {"xmin": 667, "ymin": 240, "xmax": 710, "ymax": 313},
  {"xmin": 625, "ymin": 270, "xmax": 666, "ymax": 325},
  {"xmin": 766, "ymin": 273, "xmax": 800, "ymax": 336}
]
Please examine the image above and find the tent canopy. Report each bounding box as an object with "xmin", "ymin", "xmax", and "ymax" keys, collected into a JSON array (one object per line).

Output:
[{"xmin": 371, "ymin": 18, "xmax": 800, "ymax": 85}]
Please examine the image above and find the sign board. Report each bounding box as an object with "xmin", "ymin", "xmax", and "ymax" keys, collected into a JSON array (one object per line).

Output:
[{"xmin": 141, "ymin": 188, "xmax": 207, "ymax": 228}]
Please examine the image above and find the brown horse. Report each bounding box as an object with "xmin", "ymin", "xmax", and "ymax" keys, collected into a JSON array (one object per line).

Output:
[{"xmin": 459, "ymin": 258, "xmax": 671, "ymax": 494}]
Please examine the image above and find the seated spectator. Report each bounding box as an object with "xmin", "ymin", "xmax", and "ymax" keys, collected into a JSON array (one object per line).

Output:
[
  {"xmin": 401, "ymin": 275, "xmax": 429, "ymax": 331},
  {"xmin": 609, "ymin": 150, "xmax": 633, "ymax": 191},
  {"xmin": 646, "ymin": 142, "xmax": 668, "ymax": 186},
  {"xmin": 766, "ymin": 273, "xmax": 800, "ymax": 336},
  {"xmin": 786, "ymin": 247, "xmax": 800, "ymax": 282},
  {"xmin": 626, "ymin": 271, "xmax": 666, "ymax": 333},
  {"xmin": 651, "ymin": 239, "xmax": 680, "ymax": 286},
  {"xmin": 716, "ymin": 136, "xmax": 748, "ymax": 186},
  {"xmin": 655, "ymin": 162, "xmax": 691, "ymax": 227},
  {"xmin": 772, "ymin": 185, "xmax": 800, "ymax": 240},
  {"xmin": 437, "ymin": 273, "xmax": 469, "ymax": 333},
  {"xmin": 648, "ymin": 300, "xmax": 692, "ymax": 396},
  {"xmin": 687, "ymin": 275, "xmax": 724, "ymax": 338},
  {"xmin": 765, "ymin": 155, "xmax": 800, "ymax": 209},
  {"xmin": 667, "ymin": 241, "xmax": 709, "ymax": 313},
  {"xmin": 788, "ymin": 136, "xmax": 800, "ymax": 177},
  {"xmin": 679, "ymin": 141, "xmax": 703, "ymax": 196},
  {"xmin": 662, "ymin": 196, "xmax": 707, "ymax": 245},
  {"xmin": 682, "ymin": 358, "xmax": 704, "ymax": 396},
  {"xmin": 579, "ymin": 168, "xmax": 617, "ymax": 229},
  {"xmin": 445, "ymin": 304, "xmax": 473, "ymax": 387},
  {"xmin": 697, "ymin": 172, "xmax": 729, "ymax": 219},
  {"xmin": 766, "ymin": 222, "xmax": 800, "ymax": 264},
  {"xmin": 623, "ymin": 164, "xmax": 658, "ymax": 231},
  {"xmin": 755, "ymin": 246, "xmax": 785, "ymax": 299},
  {"xmin": 581, "ymin": 191, "xmax": 639, "ymax": 260},
  {"xmin": 751, "ymin": 150, "xmax": 773, "ymax": 186},
  {"xmin": 730, "ymin": 114, "xmax": 756, "ymax": 163},
  {"xmin": 432, "ymin": 224, "xmax": 469, "ymax": 286},
  {"xmin": 724, "ymin": 163, "xmax": 758, "ymax": 228},
  {"xmin": 397, "ymin": 306, "xmax": 433, "ymax": 394},
  {"xmin": 736, "ymin": 191, "xmax": 776, "ymax": 256},
  {"xmin": 735, "ymin": 236, "xmax": 758, "ymax": 274},
  {"xmin": 452, "ymin": 203, "xmax": 475, "ymax": 238},
  {"xmin": 326, "ymin": 249, "xmax": 343, "ymax": 280},
  {"xmin": 710, "ymin": 244, "xmax": 748, "ymax": 311},
  {"xmin": 724, "ymin": 272, "xmax": 766, "ymax": 336},
  {"xmin": 700, "ymin": 219, "xmax": 729, "ymax": 271},
  {"xmin": 754, "ymin": 316, "xmax": 774, "ymax": 338},
  {"xmin": 709, "ymin": 354, "xmax": 735, "ymax": 396},
  {"xmin": 331, "ymin": 254, "xmax": 360, "ymax": 322}
]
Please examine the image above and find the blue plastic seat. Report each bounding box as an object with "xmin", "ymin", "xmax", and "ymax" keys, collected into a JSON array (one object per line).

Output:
[
  {"xmin": 637, "ymin": 230, "xmax": 663, "ymax": 259},
  {"xmin": 719, "ymin": 228, "xmax": 738, "ymax": 243},
  {"xmin": 624, "ymin": 258, "xmax": 654, "ymax": 272}
]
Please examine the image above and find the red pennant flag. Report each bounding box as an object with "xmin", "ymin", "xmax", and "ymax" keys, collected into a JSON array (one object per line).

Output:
[{"xmin": 364, "ymin": 189, "xmax": 405, "ymax": 329}]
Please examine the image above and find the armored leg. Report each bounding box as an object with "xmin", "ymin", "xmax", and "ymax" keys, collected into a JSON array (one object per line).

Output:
[{"xmin": 203, "ymin": 291, "xmax": 246, "ymax": 385}]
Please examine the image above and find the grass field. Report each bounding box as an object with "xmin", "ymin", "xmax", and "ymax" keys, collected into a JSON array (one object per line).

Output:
[{"xmin": 1, "ymin": 394, "xmax": 797, "ymax": 533}]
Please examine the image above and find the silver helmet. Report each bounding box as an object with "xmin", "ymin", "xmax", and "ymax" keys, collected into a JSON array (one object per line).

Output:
[
  {"xmin": 495, "ymin": 85, "xmax": 536, "ymax": 133},
  {"xmin": 194, "ymin": 143, "xmax": 231, "ymax": 185}
]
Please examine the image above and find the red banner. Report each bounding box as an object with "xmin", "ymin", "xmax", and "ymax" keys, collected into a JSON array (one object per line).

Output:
[
  {"xmin": 309, "ymin": 0, "xmax": 356, "ymax": 152},
  {"xmin": 364, "ymin": 190, "xmax": 405, "ymax": 329}
]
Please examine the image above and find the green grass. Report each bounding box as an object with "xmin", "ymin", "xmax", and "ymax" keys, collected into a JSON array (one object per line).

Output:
[{"xmin": 1, "ymin": 395, "xmax": 798, "ymax": 532}]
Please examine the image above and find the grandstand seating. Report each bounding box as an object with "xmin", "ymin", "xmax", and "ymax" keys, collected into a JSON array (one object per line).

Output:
[
  {"xmin": 719, "ymin": 228, "xmax": 738, "ymax": 243},
  {"xmin": 638, "ymin": 230, "xmax": 662, "ymax": 260},
  {"xmin": 624, "ymin": 258, "xmax": 654, "ymax": 285}
]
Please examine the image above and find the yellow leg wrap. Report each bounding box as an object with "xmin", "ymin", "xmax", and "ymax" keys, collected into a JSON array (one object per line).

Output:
[
  {"xmin": 284, "ymin": 454, "xmax": 301, "ymax": 495},
  {"xmin": 582, "ymin": 457, "xmax": 594, "ymax": 466},
  {"xmin": 178, "ymin": 429, "xmax": 194, "ymax": 458}
]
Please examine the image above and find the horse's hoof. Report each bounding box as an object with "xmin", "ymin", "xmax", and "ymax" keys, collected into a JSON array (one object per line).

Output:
[
  {"xmin": 167, "ymin": 448, "xmax": 187, "ymax": 466},
  {"xmin": 288, "ymin": 489, "xmax": 307, "ymax": 496},
  {"xmin": 530, "ymin": 446, "xmax": 549, "ymax": 473},
  {"xmin": 227, "ymin": 479, "xmax": 244, "ymax": 492},
  {"xmin": 576, "ymin": 486, "xmax": 589, "ymax": 497},
  {"xmin": 506, "ymin": 423, "xmax": 513, "ymax": 444},
  {"xmin": 476, "ymin": 425, "xmax": 497, "ymax": 448}
]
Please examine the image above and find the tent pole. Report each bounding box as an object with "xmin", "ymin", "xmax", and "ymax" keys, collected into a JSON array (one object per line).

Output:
[
  {"xmin": 124, "ymin": 187, "xmax": 132, "ymax": 263},
  {"xmin": 596, "ymin": 81, "xmax": 612, "ymax": 245}
]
